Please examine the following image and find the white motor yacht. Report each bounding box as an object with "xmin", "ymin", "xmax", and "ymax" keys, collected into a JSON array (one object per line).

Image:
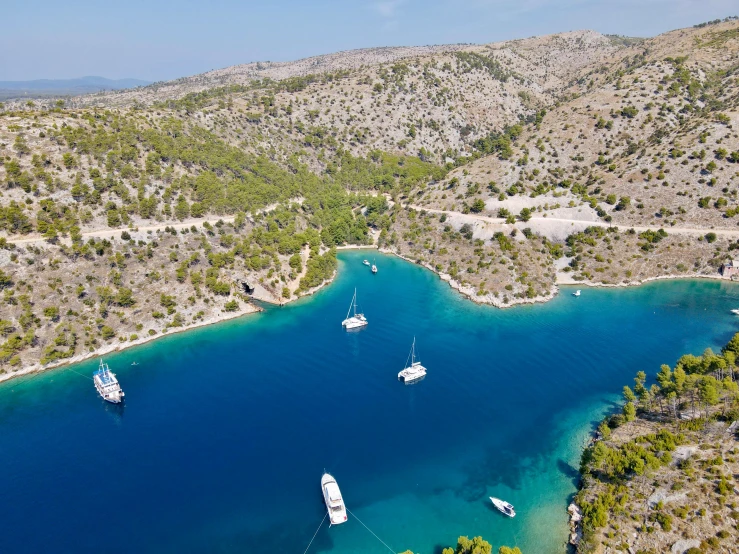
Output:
[
  {"xmin": 490, "ymin": 497, "xmax": 516, "ymax": 518},
  {"xmin": 371, "ymin": 263, "xmax": 378, "ymax": 274},
  {"xmin": 321, "ymin": 473, "xmax": 347, "ymax": 525},
  {"xmin": 731, "ymin": 309, "xmax": 739, "ymax": 315},
  {"xmin": 398, "ymin": 337, "xmax": 427, "ymax": 383},
  {"xmin": 93, "ymin": 359, "xmax": 125, "ymax": 404},
  {"xmin": 342, "ymin": 288, "xmax": 368, "ymax": 329},
  {"xmin": 572, "ymin": 290, "xmax": 581, "ymax": 297},
  {"xmin": 363, "ymin": 259, "xmax": 370, "ymax": 266}
]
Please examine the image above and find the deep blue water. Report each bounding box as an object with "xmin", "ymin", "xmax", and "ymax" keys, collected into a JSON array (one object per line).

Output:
[{"xmin": 2, "ymin": 251, "xmax": 738, "ymax": 554}]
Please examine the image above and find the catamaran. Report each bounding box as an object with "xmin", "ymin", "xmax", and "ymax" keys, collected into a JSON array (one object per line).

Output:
[
  {"xmin": 398, "ymin": 337, "xmax": 427, "ymax": 383},
  {"xmin": 490, "ymin": 497, "xmax": 516, "ymax": 518},
  {"xmin": 342, "ymin": 288, "xmax": 368, "ymax": 329},
  {"xmin": 321, "ymin": 473, "xmax": 347, "ymax": 525},
  {"xmin": 93, "ymin": 359, "xmax": 125, "ymax": 404}
]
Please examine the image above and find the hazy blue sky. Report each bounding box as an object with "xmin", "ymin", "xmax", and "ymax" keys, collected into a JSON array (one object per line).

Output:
[{"xmin": 1, "ymin": 0, "xmax": 736, "ymax": 82}]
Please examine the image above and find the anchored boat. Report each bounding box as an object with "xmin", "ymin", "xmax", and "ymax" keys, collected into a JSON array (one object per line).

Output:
[
  {"xmin": 363, "ymin": 259, "xmax": 370, "ymax": 266},
  {"xmin": 731, "ymin": 309, "xmax": 739, "ymax": 315},
  {"xmin": 398, "ymin": 337, "xmax": 427, "ymax": 384},
  {"xmin": 93, "ymin": 359, "xmax": 125, "ymax": 404},
  {"xmin": 321, "ymin": 473, "xmax": 347, "ymax": 525},
  {"xmin": 371, "ymin": 261, "xmax": 378, "ymax": 274},
  {"xmin": 572, "ymin": 290, "xmax": 581, "ymax": 297},
  {"xmin": 490, "ymin": 497, "xmax": 516, "ymax": 518},
  {"xmin": 342, "ymin": 288, "xmax": 368, "ymax": 330}
]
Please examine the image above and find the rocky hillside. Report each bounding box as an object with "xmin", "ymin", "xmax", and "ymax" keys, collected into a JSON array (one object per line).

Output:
[
  {"xmin": 0, "ymin": 18, "xmax": 738, "ymax": 379},
  {"xmin": 575, "ymin": 333, "xmax": 739, "ymax": 554}
]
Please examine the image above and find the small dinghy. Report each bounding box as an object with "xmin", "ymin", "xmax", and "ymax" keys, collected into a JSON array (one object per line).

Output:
[
  {"xmin": 490, "ymin": 497, "xmax": 516, "ymax": 518},
  {"xmin": 731, "ymin": 309, "xmax": 739, "ymax": 315}
]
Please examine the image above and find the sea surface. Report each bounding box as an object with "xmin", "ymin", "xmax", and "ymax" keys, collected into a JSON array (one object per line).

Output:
[{"xmin": 2, "ymin": 251, "xmax": 738, "ymax": 554}]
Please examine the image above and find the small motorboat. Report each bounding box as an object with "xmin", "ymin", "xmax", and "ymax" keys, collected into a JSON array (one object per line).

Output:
[
  {"xmin": 131, "ymin": 362, "xmax": 139, "ymax": 366},
  {"xmin": 363, "ymin": 259, "xmax": 370, "ymax": 266},
  {"xmin": 371, "ymin": 264, "xmax": 378, "ymax": 274},
  {"xmin": 572, "ymin": 290, "xmax": 581, "ymax": 297},
  {"xmin": 490, "ymin": 497, "xmax": 516, "ymax": 518},
  {"xmin": 731, "ymin": 309, "xmax": 739, "ymax": 315}
]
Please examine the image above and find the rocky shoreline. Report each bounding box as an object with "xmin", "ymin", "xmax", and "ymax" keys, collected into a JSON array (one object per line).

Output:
[{"xmin": 2, "ymin": 246, "xmax": 734, "ymax": 388}]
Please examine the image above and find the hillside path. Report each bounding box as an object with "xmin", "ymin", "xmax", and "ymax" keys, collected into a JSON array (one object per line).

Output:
[{"xmin": 405, "ymin": 205, "xmax": 739, "ymax": 239}]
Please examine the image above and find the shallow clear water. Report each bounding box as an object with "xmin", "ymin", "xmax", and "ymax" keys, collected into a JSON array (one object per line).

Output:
[{"xmin": 1, "ymin": 251, "xmax": 738, "ymax": 554}]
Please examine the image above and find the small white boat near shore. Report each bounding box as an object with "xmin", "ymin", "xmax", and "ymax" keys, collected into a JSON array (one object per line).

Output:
[
  {"xmin": 321, "ymin": 473, "xmax": 347, "ymax": 525},
  {"xmin": 731, "ymin": 309, "xmax": 739, "ymax": 315},
  {"xmin": 572, "ymin": 290, "xmax": 581, "ymax": 297},
  {"xmin": 490, "ymin": 497, "xmax": 516, "ymax": 518},
  {"xmin": 93, "ymin": 359, "xmax": 125, "ymax": 404},
  {"xmin": 342, "ymin": 288, "xmax": 368, "ymax": 330},
  {"xmin": 398, "ymin": 337, "xmax": 426, "ymax": 384},
  {"xmin": 371, "ymin": 263, "xmax": 378, "ymax": 274},
  {"xmin": 363, "ymin": 259, "xmax": 370, "ymax": 266}
]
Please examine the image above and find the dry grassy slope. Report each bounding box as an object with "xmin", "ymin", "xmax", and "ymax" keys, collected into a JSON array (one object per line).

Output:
[
  {"xmin": 407, "ymin": 21, "xmax": 739, "ymax": 285},
  {"xmin": 577, "ymin": 414, "xmax": 739, "ymax": 554},
  {"xmin": 50, "ymin": 31, "xmax": 621, "ymax": 109},
  {"xmin": 3, "ymin": 31, "xmax": 627, "ymax": 166},
  {"xmin": 421, "ymin": 21, "xmax": 739, "ymax": 222}
]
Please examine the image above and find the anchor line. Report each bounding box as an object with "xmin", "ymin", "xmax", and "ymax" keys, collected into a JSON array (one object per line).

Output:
[
  {"xmin": 66, "ymin": 367, "xmax": 93, "ymax": 380},
  {"xmin": 302, "ymin": 512, "xmax": 327, "ymax": 554},
  {"xmin": 346, "ymin": 507, "xmax": 396, "ymax": 554}
]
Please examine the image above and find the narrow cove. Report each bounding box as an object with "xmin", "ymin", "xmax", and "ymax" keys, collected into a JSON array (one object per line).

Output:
[{"xmin": 1, "ymin": 250, "xmax": 738, "ymax": 554}]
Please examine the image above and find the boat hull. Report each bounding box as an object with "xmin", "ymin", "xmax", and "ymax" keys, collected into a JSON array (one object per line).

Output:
[
  {"xmin": 490, "ymin": 497, "xmax": 516, "ymax": 517},
  {"xmin": 342, "ymin": 316, "xmax": 368, "ymax": 329},
  {"xmin": 321, "ymin": 473, "xmax": 347, "ymax": 525}
]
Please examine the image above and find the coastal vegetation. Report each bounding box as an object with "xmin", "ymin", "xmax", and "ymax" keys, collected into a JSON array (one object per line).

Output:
[
  {"xmin": 575, "ymin": 333, "xmax": 739, "ymax": 553},
  {"xmin": 401, "ymin": 536, "xmax": 522, "ymax": 554},
  {"xmin": 1, "ymin": 18, "xmax": 738, "ymax": 375}
]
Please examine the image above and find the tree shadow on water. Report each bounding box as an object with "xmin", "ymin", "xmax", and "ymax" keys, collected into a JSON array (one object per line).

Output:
[
  {"xmin": 456, "ymin": 449, "xmax": 524, "ymax": 503},
  {"xmin": 556, "ymin": 458, "xmax": 580, "ymax": 487}
]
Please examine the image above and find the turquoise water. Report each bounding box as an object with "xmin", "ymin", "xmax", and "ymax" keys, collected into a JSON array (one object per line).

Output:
[{"xmin": 1, "ymin": 251, "xmax": 738, "ymax": 554}]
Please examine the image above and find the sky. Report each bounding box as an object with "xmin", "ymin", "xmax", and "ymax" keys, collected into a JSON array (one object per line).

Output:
[{"xmin": 0, "ymin": 0, "xmax": 736, "ymax": 82}]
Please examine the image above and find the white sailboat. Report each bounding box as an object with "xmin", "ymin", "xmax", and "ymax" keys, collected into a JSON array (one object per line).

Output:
[
  {"xmin": 342, "ymin": 288, "xmax": 368, "ymax": 329},
  {"xmin": 398, "ymin": 337, "xmax": 427, "ymax": 383},
  {"xmin": 321, "ymin": 473, "xmax": 347, "ymax": 525},
  {"xmin": 490, "ymin": 497, "xmax": 516, "ymax": 518},
  {"xmin": 371, "ymin": 261, "xmax": 378, "ymax": 274}
]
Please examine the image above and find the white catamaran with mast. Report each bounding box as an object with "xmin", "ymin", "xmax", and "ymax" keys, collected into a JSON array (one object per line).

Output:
[
  {"xmin": 398, "ymin": 337, "xmax": 427, "ymax": 383},
  {"xmin": 342, "ymin": 288, "xmax": 368, "ymax": 330},
  {"xmin": 93, "ymin": 359, "xmax": 125, "ymax": 404}
]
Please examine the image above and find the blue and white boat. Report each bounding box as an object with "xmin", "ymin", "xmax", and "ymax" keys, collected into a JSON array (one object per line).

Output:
[
  {"xmin": 93, "ymin": 359, "xmax": 125, "ymax": 404},
  {"xmin": 490, "ymin": 497, "xmax": 516, "ymax": 517}
]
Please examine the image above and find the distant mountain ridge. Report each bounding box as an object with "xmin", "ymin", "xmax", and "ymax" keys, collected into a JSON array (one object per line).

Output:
[{"xmin": 0, "ymin": 76, "xmax": 150, "ymax": 100}]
